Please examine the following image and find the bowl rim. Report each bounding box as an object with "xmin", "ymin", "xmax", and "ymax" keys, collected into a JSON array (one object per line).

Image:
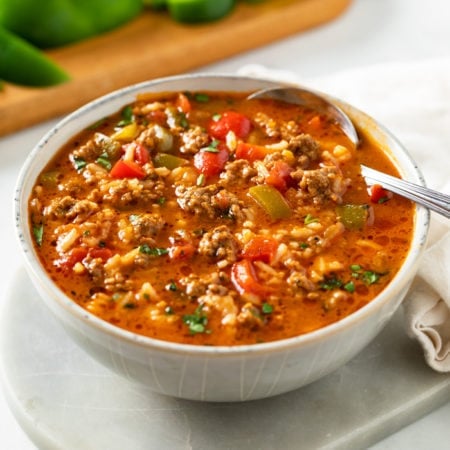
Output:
[{"xmin": 14, "ymin": 72, "xmax": 430, "ymax": 356}]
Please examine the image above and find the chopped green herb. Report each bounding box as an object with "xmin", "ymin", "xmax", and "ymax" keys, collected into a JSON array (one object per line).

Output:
[
  {"xmin": 123, "ymin": 302, "xmax": 136, "ymax": 309},
  {"xmin": 178, "ymin": 112, "xmax": 189, "ymax": 129},
  {"xmin": 194, "ymin": 93, "xmax": 210, "ymax": 102},
  {"xmin": 262, "ymin": 303, "xmax": 273, "ymax": 314},
  {"xmin": 320, "ymin": 276, "xmax": 343, "ymax": 290},
  {"xmin": 304, "ymin": 213, "xmax": 319, "ymax": 225},
  {"xmin": 165, "ymin": 306, "xmax": 174, "ymax": 315},
  {"xmin": 350, "ymin": 264, "xmax": 361, "ymax": 272},
  {"xmin": 32, "ymin": 223, "xmax": 44, "ymax": 247},
  {"xmin": 201, "ymin": 140, "xmax": 220, "ymax": 152},
  {"xmin": 362, "ymin": 270, "xmax": 380, "ymax": 285},
  {"xmin": 157, "ymin": 197, "xmax": 166, "ymax": 206},
  {"xmin": 117, "ymin": 105, "xmax": 134, "ymax": 126},
  {"xmin": 87, "ymin": 117, "xmax": 107, "ymax": 131},
  {"xmin": 139, "ymin": 244, "xmax": 169, "ymax": 256},
  {"xmin": 212, "ymin": 113, "xmax": 221, "ymax": 121},
  {"xmin": 72, "ymin": 156, "xmax": 87, "ymax": 172},
  {"xmin": 96, "ymin": 152, "xmax": 111, "ymax": 170},
  {"xmin": 344, "ymin": 281, "xmax": 355, "ymax": 293},
  {"xmin": 197, "ymin": 173, "xmax": 205, "ymax": 186},
  {"xmin": 167, "ymin": 281, "xmax": 178, "ymax": 291},
  {"xmin": 143, "ymin": 293, "xmax": 150, "ymax": 301},
  {"xmin": 299, "ymin": 242, "xmax": 309, "ymax": 249},
  {"xmin": 182, "ymin": 304, "xmax": 208, "ymax": 334},
  {"xmin": 83, "ymin": 230, "xmax": 91, "ymax": 237}
]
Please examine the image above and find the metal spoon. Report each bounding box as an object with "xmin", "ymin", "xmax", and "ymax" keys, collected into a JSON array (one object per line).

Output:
[
  {"xmin": 248, "ymin": 86, "xmax": 450, "ymax": 219},
  {"xmin": 361, "ymin": 165, "xmax": 450, "ymax": 219},
  {"xmin": 247, "ymin": 86, "xmax": 360, "ymax": 147}
]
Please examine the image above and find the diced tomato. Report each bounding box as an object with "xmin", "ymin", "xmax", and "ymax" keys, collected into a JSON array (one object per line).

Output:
[
  {"xmin": 266, "ymin": 161, "xmax": 294, "ymax": 192},
  {"xmin": 122, "ymin": 142, "xmax": 150, "ymax": 165},
  {"xmin": 194, "ymin": 144, "xmax": 229, "ymax": 177},
  {"xmin": 169, "ymin": 243, "xmax": 196, "ymax": 260},
  {"xmin": 231, "ymin": 259, "xmax": 269, "ymax": 298},
  {"xmin": 208, "ymin": 111, "xmax": 252, "ymax": 140},
  {"xmin": 89, "ymin": 248, "xmax": 113, "ymax": 261},
  {"xmin": 147, "ymin": 110, "xmax": 167, "ymax": 126},
  {"xmin": 369, "ymin": 184, "xmax": 392, "ymax": 204},
  {"xmin": 308, "ymin": 115, "xmax": 322, "ymax": 130},
  {"xmin": 242, "ymin": 236, "xmax": 278, "ymax": 264},
  {"xmin": 176, "ymin": 93, "xmax": 192, "ymax": 114},
  {"xmin": 134, "ymin": 143, "xmax": 150, "ymax": 165},
  {"xmin": 235, "ymin": 142, "xmax": 267, "ymax": 162},
  {"xmin": 110, "ymin": 159, "xmax": 146, "ymax": 179},
  {"xmin": 57, "ymin": 247, "xmax": 88, "ymax": 269},
  {"xmin": 57, "ymin": 246, "xmax": 112, "ymax": 270}
]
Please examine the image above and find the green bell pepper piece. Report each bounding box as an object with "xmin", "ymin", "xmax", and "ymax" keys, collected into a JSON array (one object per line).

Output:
[
  {"xmin": 336, "ymin": 204, "xmax": 370, "ymax": 230},
  {"xmin": 153, "ymin": 153, "xmax": 187, "ymax": 169},
  {"xmin": 0, "ymin": 0, "xmax": 143, "ymax": 48},
  {"xmin": 0, "ymin": 27, "xmax": 69, "ymax": 86},
  {"xmin": 249, "ymin": 184, "xmax": 292, "ymax": 220},
  {"xmin": 167, "ymin": 0, "xmax": 236, "ymax": 23}
]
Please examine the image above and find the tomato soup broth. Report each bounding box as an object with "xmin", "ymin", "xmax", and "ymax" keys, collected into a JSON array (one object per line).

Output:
[{"xmin": 29, "ymin": 91, "xmax": 414, "ymax": 345}]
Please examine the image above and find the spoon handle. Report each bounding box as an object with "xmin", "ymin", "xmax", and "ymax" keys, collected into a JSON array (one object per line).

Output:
[{"xmin": 361, "ymin": 165, "xmax": 450, "ymax": 219}]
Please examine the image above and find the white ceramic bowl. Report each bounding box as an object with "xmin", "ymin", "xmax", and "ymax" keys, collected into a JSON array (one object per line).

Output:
[{"xmin": 15, "ymin": 74, "xmax": 429, "ymax": 402}]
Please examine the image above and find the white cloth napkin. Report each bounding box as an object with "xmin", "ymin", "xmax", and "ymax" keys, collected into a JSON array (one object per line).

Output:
[{"xmin": 239, "ymin": 59, "xmax": 450, "ymax": 372}]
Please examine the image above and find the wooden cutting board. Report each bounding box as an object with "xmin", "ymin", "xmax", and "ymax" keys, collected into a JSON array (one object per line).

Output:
[{"xmin": 0, "ymin": 0, "xmax": 352, "ymax": 137}]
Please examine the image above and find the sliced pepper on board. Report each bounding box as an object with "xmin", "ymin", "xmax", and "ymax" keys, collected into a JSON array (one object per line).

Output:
[
  {"xmin": 167, "ymin": 0, "xmax": 236, "ymax": 24},
  {"xmin": 0, "ymin": 27, "xmax": 69, "ymax": 86},
  {"xmin": 0, "ymin": 0, "xmax": 143, "ymax": 48}
]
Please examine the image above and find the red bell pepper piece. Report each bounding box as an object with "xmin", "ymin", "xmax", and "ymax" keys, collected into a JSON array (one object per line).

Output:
[
  {"xmin": 235, "ymin": 142, "xmax": 267, "ymax": 162},
  {"xmin": 242, "ymin": 236, "xmax": 278, "ymax": 263},
  {"xmin": 209, "ymin": 111, "xmax": 252, "ymax": 140},
  {"xmin": 176, "ymin": 93, "xmax": 192, "ymax": 114},
  {"xmin": 194, "ymin": 144, "xmax": 229, "ymax": 177},
  {"xmin": 369, "ymin": 184, "xmax": 392, "ymax": 204},
  {"xmin": 168, "ymin": 243, "xmax": 196, "ymax": 260},
  {"xmin": 265, "ymin": 160, "xmax": 294, "ymax": 192},
  {"xmin": 110, "ymin": 159, "xmax": 146, "ymax": 179},
  {"xmin": 231, "ymin": 259, "xmax": 269, "ymax": 297}
]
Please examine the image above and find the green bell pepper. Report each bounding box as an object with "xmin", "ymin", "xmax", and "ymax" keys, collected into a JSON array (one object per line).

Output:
[
  {"xmin": 249, "ymin": 184, "xmax": 292, "ymax": 220},
  {"xmin": 336, "ymin": 204, "xmax": 370, "ymax": 230},
  {"xmin": 167, "ymin": 0, "xmax": 236, "ymax": 23},
  {"xmin": 0, "ymin": 0, "xmax": 143, "ymax": 48},
  {"xmin": 0, "ymin": 26, "xmax": 69, "ymax": 86},
  {"xmin": 153, "ymin": 153, "xmax": 187, "ymax": 169}
]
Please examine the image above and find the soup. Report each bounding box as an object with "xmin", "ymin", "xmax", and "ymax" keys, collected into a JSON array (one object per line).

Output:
[{"xmin": 28, "ymin": 90, "xmax": 414, "ymax": 345}]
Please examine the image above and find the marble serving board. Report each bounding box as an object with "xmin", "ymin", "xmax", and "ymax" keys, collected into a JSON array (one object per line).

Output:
[{"xmin": 2, "ymin": 268, "xmax": 450, "ymax": 449}]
